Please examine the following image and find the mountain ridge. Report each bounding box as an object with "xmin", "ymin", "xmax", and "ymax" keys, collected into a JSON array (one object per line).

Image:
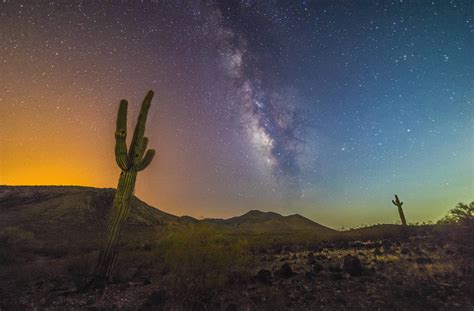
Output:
[
  {"xmin": 0, "ymin": 185, "xmax": 420, "ymax": 257},
  {"xmin": 0, "ymin": 185, "xmax": 335, "ymax": 233}
]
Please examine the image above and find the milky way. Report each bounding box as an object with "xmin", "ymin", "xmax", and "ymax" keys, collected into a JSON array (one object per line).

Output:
[
  {"xmin": 1, "ymin": 1, "xmax": 473, "ymax": 226},
  {"xmin": 215, "ymin": 11, "xmax": 304, "ymax": 183}
]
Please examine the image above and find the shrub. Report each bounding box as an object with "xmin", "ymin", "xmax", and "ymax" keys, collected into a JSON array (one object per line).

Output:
[
  {"xmin": 159, "ymin": 224, "xmax": 250, "ymax": 287},
  {"xmin": 0, "ymin": 227, "xmax": 36, "ymax": 265},
  {"xmin": 438, "ymin": 202, "xmax": 474, "ymax": 224}
]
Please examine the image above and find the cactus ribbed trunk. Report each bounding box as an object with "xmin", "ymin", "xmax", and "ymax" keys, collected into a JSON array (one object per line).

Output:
[
  {"xmin": 94, "ymin": 90, "xmax": 156, "ymax": 282},
  {"xmin": 96, "ymin": 170, "xmax": 137, "ymax": 279},
  {"xmin": 397, "ymin": 205, "xmax": 407, "ymax": 226}
]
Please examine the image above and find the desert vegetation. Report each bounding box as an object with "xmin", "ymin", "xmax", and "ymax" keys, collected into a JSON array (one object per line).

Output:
[
  {"xmin": 0, "ymin": 186, "xmax": 472, "ymax": 309},
  {"xmin": 391, "ymin": 194, "xmax": 407, "ymax": 226}
]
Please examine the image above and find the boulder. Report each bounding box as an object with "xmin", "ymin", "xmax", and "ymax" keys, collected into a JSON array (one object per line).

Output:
[
  {"xmin": 142, "ymin": 290, "xmax": 167, "ymax": 308},
  {"xmin": 305, "ymin": 271, "xmax": 316, "ymax": 280},
  {"xmin": 349, "ymin": 241, "xmax": 365, "ymax": 248},
  {"xmin": 330, "ymin": 272, "xmax": 344, "ymax": 280},
  {"xmin": 312, "ymin": 261, "xmax": 324, "ymax": 273},
  {"xmin": 255, "ymin": 269, "xmax": 272, "ymax": 285},
  {"xmin": 328, "ymin": 264, "xmax": 342, "ymax": 273},
  {"xmin": 415, "ymin": 257, "xmax": 433, "ymax": 265},
  {"xmin": 227, "ymin": 271, "xmax": 246, "ymax": 285},
  {"xmin": 275, "ymin": 263, "xmax": 295, "ymax": 278},
  {"xmin": 342, "ymin": 255, "xmax": 365, "ymax": 276}
]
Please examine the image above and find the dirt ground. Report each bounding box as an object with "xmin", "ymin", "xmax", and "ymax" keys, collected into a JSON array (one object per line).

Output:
[{"xmin": 2, "ymin": 231, "xmax": 472, "ymax": 310}]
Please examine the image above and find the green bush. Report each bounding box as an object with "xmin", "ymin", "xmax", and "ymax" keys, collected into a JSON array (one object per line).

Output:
[
  {"xmin": 159, "ymin": 224, "xmax": 250, "ymax": 287},
  {"xmin": 438, "ymin": 202, "xmax": 474, "ymax": 224}
]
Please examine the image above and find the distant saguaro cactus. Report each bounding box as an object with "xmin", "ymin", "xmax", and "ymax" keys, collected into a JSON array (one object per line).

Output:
[
  {"xmin": 95, "ymin": 90, "xmax": 156, "ymax": 280},
  {"xmin": 392, "ymin": 194, "xmax": 407, "ymax": 226}
]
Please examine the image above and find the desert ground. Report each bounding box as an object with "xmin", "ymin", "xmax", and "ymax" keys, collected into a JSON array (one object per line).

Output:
[{"xmin": 0, "ymin": 186, "xmax": 472, "ymax": 310}]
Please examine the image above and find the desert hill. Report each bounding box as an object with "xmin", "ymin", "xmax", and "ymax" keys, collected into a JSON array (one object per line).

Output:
[
  {"xmin": 203, "ymin": 210, "xmax": 336, "ymax": 234},
  {"xmin": 0, "ymin": 186, "xmax": 188, "ymax": 254},
  {"xmin": 0, "ymin": 186, "xmax": 337, "ymax": 251}
]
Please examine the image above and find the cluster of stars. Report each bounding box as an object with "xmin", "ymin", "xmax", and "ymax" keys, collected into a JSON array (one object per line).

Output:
[{"xmin": 1, "ymin": 0, "xmax": 472, "ymax": 226}]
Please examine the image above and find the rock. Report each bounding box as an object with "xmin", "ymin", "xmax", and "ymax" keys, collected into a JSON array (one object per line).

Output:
[
  {"xmin": 307, "ymin": 252, "xmax": 317, "ymax": 264},
  {"xmin": 426, "ymin": 245, "xmax": 437, "ymax": 252},
  {"xmin": 330, "ymin": 272, "xmax": 344, "ymax": 280},
  {"xmin": 255, "ymin": 269, "xmax": 272, "ymax": 285},
  {"xmin": 275, "ymin": 263, "xmax": 295, "ymax": 278},
  {"xmin": 382, "ymin": 240, "xmax": 392, "ymax": 250},
  {"xmin": 305, "ymin": 271, "xmax": 316, "ymax": 280},
  {"xmin": 312, "ymin": 261, "xmax": 324, "ymax": 273},
  {"xmin": 416, "ymin": 257, "xmax": 433, "ymax": 265},
  {"xmin": 282, "ymin": 246, "xmax": 294, "ymax": 253},
  {"xmin": 335, "ymin": 295, "xmax": 347, "ymax": 305},
  {"xmin": 342, "ymin": 255, "xmax": 365, "ymax": 276},
  {"xmin": 413, "ymin": 247, "xmax": 424, "ymax": 256},
  {"xmin": 445, "ymin": 248, "xmax": 454, "ymax": 255},
  {"xmin": 324, "ymin": 243, "xmax": 335, "ymax": 250},
  {"xmin": 316, "ymin": 254, "xmax": 328, "ymax": 260},
  {"xmin": 349, "ymin": 241, "xmax": 365, "ymax": 248},
  {"xmin": 273, "ymin": 246, "xmax": 282, "ymax": 254},
  {"xmin": 259, "ymin": 248, "xmax": 268, "ymax": 254},
  {"xmin": 142, "ymin": 290, "xmax": 166, "ymax": 308},
  {"xmin": 228, "ymin": 271, "xmax": 246, "ymax": 285},
  {"xmin": 328, "ymin": 264, "xmax": 342, "ymax": 273},
  {"xmin": 142, "ymin": 277, "xmax": 152, "ymax": 285},
  {"xmin": 365, "ymin": 242, "xmax": 381, "ymax": 249}
]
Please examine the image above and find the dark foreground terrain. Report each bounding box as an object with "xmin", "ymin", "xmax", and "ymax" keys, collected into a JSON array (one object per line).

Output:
[{"xmin": 0, "ymin": 186, "xmax": 473, "ymax": 310}]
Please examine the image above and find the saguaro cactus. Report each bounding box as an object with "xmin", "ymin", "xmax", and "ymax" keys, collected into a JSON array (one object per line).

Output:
[
  {"xmin": 392, "ymin": 194, "xmax": 407, "ymax": 226},
  {"xmin": 95, "ymin": 90, "xmax": 156, "ymax": 280}
]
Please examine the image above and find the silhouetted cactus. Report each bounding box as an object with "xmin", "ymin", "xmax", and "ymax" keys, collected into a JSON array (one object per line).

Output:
[
  {"xmin": 392, "ymin": 194, "xmax": 407, "ymax": 226},
  {"xmin": 95, "ymin": 90, "xmax": 156, "ymax": 280}
]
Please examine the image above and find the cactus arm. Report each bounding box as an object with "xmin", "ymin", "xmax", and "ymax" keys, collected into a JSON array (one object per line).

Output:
[
  {"xmin": 137, "ymin": 137, "xmax": 149, "ymax": 160},
  {"xmin": 129, "ymin": 90, "xmax": 154, "ymax": 164},
  {"xmin": 136, "ymin": 149, "xmax": 155, "ymax": 171},
  {"xmin": 392, "ymin": 195, "xmax": 403, "ymax": 206},
  {"xmin": 394, "ymin": 195, "xmax": 400, "ymax": 203},
  {"xmin": 115, "ymin": 100, "xmax": 129, "ymax": 171}
]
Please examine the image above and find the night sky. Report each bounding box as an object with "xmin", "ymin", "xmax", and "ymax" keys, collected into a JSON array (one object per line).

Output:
[{"xmin": 1, "ymin": 1, "xmax": 473, "ymax": 228}]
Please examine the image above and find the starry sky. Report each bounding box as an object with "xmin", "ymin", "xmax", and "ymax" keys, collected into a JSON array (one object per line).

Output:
[{"xmin": 1, "ymin": 1, "xmax": 473, "ymax": 228}]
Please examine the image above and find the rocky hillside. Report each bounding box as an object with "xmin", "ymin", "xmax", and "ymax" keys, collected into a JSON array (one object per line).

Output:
[
  {"xmin": 0, "ymin": 186, "xmax": 182, "ymax": 252},
  {"xmin": 203, "ymin": 210, "xmax": 336, "ymax": 234},
  {"xmin": 0, "ymin": 186, "xmax": 336, "ymax": 251}
]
